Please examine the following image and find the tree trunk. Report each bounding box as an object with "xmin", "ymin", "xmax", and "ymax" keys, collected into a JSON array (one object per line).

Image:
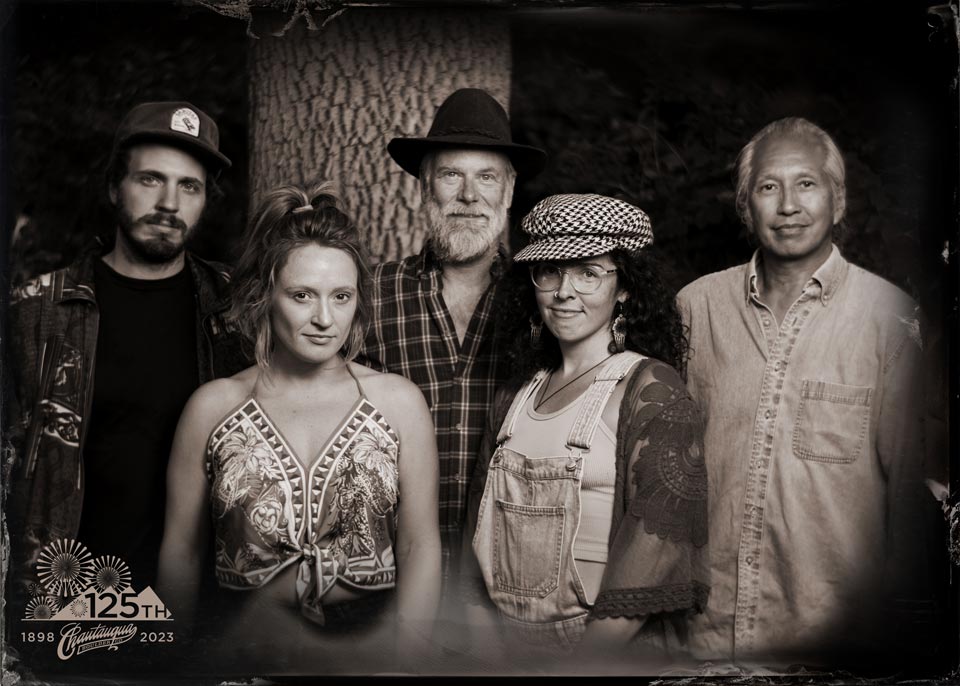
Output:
[{"xmin": 248, "ymin": 8, "xmax": 511, "ymax": 262}]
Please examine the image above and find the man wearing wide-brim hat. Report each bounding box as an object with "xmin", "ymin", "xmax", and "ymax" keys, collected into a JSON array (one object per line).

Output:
[{"xmin": 359, "ymin": 88, "xmax": 546, "ymax": 594}]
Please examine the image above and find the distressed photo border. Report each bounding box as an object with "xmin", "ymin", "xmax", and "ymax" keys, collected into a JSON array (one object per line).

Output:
[{"xmin": 1, "ymin": 0, "xmax": 957, "ymax": 682}]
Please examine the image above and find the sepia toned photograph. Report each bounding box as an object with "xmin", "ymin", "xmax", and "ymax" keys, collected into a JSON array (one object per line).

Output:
[{"xmin": 1, "ymin": 0, "xmax": 957, "ymax": 682}]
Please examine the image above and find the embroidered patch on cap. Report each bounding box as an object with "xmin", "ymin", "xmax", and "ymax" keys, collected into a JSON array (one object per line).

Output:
[{"xmin": 170, "ymin": 108, "xmax": 200, "ymax": 137}]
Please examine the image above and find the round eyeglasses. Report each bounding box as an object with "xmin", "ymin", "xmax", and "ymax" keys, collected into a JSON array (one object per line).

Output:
[{"xmin": 529, "ymin": 263, "xmax": 618, "ymax": 295}]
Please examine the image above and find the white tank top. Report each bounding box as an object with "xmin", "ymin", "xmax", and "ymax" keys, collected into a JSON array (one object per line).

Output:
[{"xmin": 505, "ymin": 383, "xmax": 618, "ymax": 603}]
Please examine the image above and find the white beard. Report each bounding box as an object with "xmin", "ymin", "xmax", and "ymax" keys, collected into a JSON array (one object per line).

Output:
[{"xmin": 424, "ymin": 200, "xmax": 508, "ymax": 265}]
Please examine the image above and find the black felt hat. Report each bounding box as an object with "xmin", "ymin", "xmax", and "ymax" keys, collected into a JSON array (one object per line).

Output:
[{"xmin": 388, "ymin": 89, "xmax": 546, "ymax": 179}]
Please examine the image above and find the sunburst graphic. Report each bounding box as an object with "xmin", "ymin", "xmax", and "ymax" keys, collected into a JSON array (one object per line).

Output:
[
  {"xmin": 27, "ymin": 582, "xmax": 45, "ymax": 597},
  {"xmin": 36, "ymin": 538, "xmax": 94, "ymax": 598},
  {"xmin": 69, "ymin": 598, "xmax": 88, "ymax": 618},
  {"xmin": 24, "ymin": 596, "xmax": 59, "ymax": 620},
  {"xmin": 91, "ymin": 555, "xmax": 131, "ymax": 593}
]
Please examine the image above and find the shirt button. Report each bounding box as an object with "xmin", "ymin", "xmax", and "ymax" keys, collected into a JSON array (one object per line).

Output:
[
  {"xmin": 746, "ymin": 556, "xmax": 753, "ymax": 565},
  {"xmin": 452, "ymin": 375, "xmax": 462, "ymax": 384},
  {"xmin": 455, "ymin": 422, "xmax": 463, "ymax": 431},
  {"xmin": 764, "ymin": 409, "xmax": 772, "ymax": 419}
]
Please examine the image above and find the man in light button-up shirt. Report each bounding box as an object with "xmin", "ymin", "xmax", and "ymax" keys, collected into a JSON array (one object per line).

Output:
[{"xmin": 678, "ymin": 117, "xmax": 936, "ymax": 669}]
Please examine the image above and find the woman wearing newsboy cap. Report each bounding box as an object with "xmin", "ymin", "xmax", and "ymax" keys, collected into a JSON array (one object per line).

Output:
[{"xmin": 463, "ymin": 194, "xmax": 709, "ymax": 661}]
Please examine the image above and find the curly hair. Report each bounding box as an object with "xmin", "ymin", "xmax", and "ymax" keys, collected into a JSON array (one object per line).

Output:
[
  {"xmin": 228, "ymin": 181, "xmax": 372, "ymax": 369},
  {"xmin": 496, "ymin": 248, "xmax": 688, "ymax": 383}
]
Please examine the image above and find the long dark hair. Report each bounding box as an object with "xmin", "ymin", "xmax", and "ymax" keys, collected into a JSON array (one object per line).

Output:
[{"xmin": 496, "ymin": 248, "xmax": 687, "ymax": 382}]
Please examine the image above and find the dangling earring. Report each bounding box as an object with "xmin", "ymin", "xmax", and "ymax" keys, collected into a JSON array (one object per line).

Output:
[
  {"xmin": 529, "ymin": 314, "xmax": 543, "ymax": 349},
  {"xmin": 611, "ymin": 303, "xmax": 626, "ymax": 353}
]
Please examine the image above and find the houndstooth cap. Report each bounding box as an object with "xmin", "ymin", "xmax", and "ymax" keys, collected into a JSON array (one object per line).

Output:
[{"xmin": 514, "ymin": 193, "xmax": 653, "ymax": 263}]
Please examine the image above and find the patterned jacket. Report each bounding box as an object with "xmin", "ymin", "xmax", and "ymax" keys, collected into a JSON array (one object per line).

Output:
[{"xmin": 4, "ymin": 249, "xmax": 249, "ymax": 588}]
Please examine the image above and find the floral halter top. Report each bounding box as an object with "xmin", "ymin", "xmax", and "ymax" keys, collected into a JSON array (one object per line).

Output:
[{"xmin": 204, "ymin": 368, "xmax": 400, "ymax": 624}]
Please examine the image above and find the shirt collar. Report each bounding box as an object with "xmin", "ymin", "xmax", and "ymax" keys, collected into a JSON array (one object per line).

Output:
[
  {"xmin": 416, "ymin": 243, "xmax": 443, "ymax": 277},
  {"xmin": 416, "ymin": 242, "xmax": 509, "ymax": 280},
  {"xmin": 808, "ymin": 244, "xmax": 847, "ymax": 304},
  {"xmin": 745, "ymin": 250, "xmax": 762, "ymax": 305},
  {"xmin": 745, "ymin": 244, "xmax": 847, "ymax": 307}
]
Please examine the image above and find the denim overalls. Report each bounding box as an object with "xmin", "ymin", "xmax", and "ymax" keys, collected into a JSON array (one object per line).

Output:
[{"xmin": 472, "ymin": 352, "xmax": 642, "ymax": 649}]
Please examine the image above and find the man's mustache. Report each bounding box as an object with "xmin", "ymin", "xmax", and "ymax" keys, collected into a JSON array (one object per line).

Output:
[
  {"xmin": 445, "ymin": 207, "xmax": 489, "ymax": 219},
  {"xmin": 139, "ymin": 213, "xmax": 187, "ymax": 231}
]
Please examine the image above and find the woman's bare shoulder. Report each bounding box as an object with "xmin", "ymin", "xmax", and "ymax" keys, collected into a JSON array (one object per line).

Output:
[
  {"xmin": 185, "ymin": 365, "xmax": 259, "ymax": 424},
  {"xmin": 349, "ymin": 363, "xmax": 429, "ymax": 419}
]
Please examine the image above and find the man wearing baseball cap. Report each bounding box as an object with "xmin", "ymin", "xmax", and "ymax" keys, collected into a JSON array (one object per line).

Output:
[
  {"xmin": 359, "ymin": 88, "xmax": 546, "ymax": 589},
  {"xmin": 7, "ymin": 102, "xmax": 248, "ymax": 596}
]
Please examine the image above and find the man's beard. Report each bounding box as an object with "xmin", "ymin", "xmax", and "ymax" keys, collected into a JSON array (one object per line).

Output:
[
  {"xmin": 115, "ymin": 201, "xmax": 196, "ymax": 264},
  {"xmin": 424, "ymin": 200, "xmax": 508, "ymax": 265}
]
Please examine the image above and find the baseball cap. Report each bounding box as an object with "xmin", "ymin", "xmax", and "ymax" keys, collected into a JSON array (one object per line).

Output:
[{"xmin": 112, "ymin": 101, "xmax": 231, "ymax": 173}]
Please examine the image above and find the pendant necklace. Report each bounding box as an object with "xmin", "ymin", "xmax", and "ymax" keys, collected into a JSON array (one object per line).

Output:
[{"xmin": 534, "ymin": 354, "xmax": 614, "ymax": 411}]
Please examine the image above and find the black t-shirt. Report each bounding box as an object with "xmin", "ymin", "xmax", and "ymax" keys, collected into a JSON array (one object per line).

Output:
[{"xmin": 78, "ymin": 258, "xmax": 199, "ymax": 590}]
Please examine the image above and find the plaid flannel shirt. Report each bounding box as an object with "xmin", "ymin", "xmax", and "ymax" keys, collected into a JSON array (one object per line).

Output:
[{"xmin": 358, "ymin": 245, "xmax": 509, "ymax": 579}]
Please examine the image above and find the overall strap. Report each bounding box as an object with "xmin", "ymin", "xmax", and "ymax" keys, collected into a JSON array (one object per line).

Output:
[
  {"xmin": 565, "ymin": 352, "xmax": 644, "ymax": 452},
  {"xmin": 495, "ymin": 370, "xmax": 550, "ymax": 445}
]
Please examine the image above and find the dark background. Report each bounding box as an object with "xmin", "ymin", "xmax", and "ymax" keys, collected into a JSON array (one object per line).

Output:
[
  {"xmin": 2, "ymin": 0, "xmax": 957, "ymax": 678},
  {"xmin": 4, "ymin": 2, "xmax": 957, "ymax": 306},
  {"xmin": 4, "ymin": 1, "xmax": 249, "ymax": 284},
  {"xmin": 509, "ymin": 5, "xmax": 957, "ymax": 309}
]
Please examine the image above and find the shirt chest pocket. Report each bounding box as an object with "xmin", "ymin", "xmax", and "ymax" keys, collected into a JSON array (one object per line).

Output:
[{"xmin": 792, "ymin": 380, "xmax": 873, "ymax": 464}]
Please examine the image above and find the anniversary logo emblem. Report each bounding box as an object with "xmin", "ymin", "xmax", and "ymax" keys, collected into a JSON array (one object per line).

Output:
[{"xmin": 20, "ymin": 538, "xmax": 173, "ymax": 661}]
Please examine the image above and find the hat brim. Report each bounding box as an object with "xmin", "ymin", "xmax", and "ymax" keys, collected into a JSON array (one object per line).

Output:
[
  {"xmin": 388, "ymin": 135, "xmax": 546, "ymax": 179},
  {"xmin": 513, "ymin": 235, "xmax": 629, "ymax": 263},
  {"xmin": 119, "ymin": 131, "xmax": 232, "ymax": 172}
]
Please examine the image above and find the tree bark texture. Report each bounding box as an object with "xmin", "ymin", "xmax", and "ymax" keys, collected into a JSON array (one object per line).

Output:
[{"xmin": 249, "ymin": 8, "xmax": 511, "ymax": 262}]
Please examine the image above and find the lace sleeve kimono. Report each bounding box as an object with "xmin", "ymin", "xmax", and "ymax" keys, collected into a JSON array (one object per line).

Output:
[
  {"xmin": 462, "ymin": 358, "xmax": 709, "ymax": 627},
  {"xmin": 593, "ymin": 357, "xmax": 709, "ymax": 620}
]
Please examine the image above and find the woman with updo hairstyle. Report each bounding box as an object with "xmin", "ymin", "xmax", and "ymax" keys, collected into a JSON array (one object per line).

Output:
[
  {"xmin": 462, "ymin": 193, "xmax": 709, "ymax": 664},
  {"xmin": 158, "ymin": 182, "xmax": 440, "ymax": 671}
]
